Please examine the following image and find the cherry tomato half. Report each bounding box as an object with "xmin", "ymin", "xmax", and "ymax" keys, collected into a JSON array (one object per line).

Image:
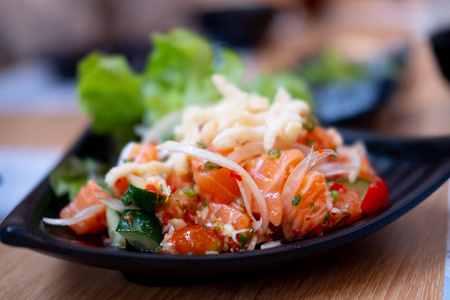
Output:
[
  {"xmin": 169, "ymin": 225, "xmax": 223, "ymax": 255},
  {"xmin": 360, "ymin": 176, "xmax": 389, "ymax": 214}
]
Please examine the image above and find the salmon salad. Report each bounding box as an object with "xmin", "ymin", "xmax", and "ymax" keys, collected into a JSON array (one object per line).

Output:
[{"xmin": 43, "ymin": 75, "xmax": 389, "ymax": 255}]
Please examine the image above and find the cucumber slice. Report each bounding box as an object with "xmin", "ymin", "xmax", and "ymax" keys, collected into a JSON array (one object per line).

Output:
[
  {"xmin": 335, "ymin": 178, "xmax": 371, "ymax": 200},
  {"xmin": 116, "ymin": 210, "xmax": 163, "ymax": 251},
  {"xmin": 106, "ymin": 206, "xmax": 126, "ymax": 249},
  {"xmin": 120, "ymin": 184, "xmax": 166, "ymax": 213}
]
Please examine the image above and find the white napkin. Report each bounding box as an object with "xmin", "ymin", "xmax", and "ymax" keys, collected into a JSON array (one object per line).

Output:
[{"xmin": 0, "ymin": 146, "xmax": 63, "ymax": 221}]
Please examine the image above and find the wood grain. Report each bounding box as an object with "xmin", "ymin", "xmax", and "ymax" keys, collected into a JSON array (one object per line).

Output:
[
  {"xmin": 0, "ymin": 184, "xmax": 446, "ymax": 299},
  {"xmin": 0, "ymin": 113, "xmax": 89, "ymax": 149}
]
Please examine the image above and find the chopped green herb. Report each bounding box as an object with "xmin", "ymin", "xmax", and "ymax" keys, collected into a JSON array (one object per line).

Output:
[
  {"xmin": 247, "ymin": 228, "xmax": 254, "ymax": 243},
  {"xmin": 238, "ymin": 233, "xmax": 247, "ymax": 249},
  {"xmin": 175, "ymin": 198, "xmax": 181, "ymax": 209},
  {"xmin": 203, "ymin": 224, "xmax": 209, "ymax": 230},
  {"xmin": 238, "ymin": 228, "xmax": 254, "ymax": 249},
  {"xmin": 153, "ymin": 245, "xmax": 163, "ymax": 253},
  {"xmin": 338, "ymin": 211, "xmax": 351, "ymax": 225},
  {"xmin": 215, "ymin": 223, "xmax": 221, "ymax": 232},
  {"xmin": 123, "ymin": 158, "xmax": 134, "ymax": 163},
  {"xmin": 202, "ymin": 201, "xmax": 209, "ymax": 207},
  {"xmin": 291, "ymin": 194, "xmax": 302, "ymax": 206},
  {"xmin": 182, "ymin": 186, "xmax": 196, "ymax": 197},
  {"xmin": 303, "ymin": 116, "xmax": 317, "ymax": 133},
  {"xmin": 202, "ymin": 161, "xmax": 223, "ymax": 173},
  {"xmin": 268, "ymin": 149, "xmax": 281, "ymax": 160},
  {"xmin": 196, "ymin": 141, "xmax": 207, "ymax": 149},
  {"xmin": 323, "ymin": 211, "xmax": 331, "ymax": 225},
  {"xmin": 190, "ymin": 203, "xmax": 198, "ymax": 211},
  {"xmin": 310, "ymin": 203, "xmax": 316, "ymax": 211},
  {"xmin": 306, "ymin": 138, "xmax": 316, "ymax": 146},
  {"xmin": 330, "ymin": 190, "xmax": 339, "ymax": 201}
]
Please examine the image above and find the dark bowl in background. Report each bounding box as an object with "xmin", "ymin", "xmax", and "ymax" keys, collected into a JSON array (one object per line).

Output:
[
  {"xmin": 307, "ymin": 48, "xmax": 408, "ymax": 127},
  {"xmin": 431, "ymin": 28, "xmax": 450, "ymax": 83},
  {"xmin": 197, "ymin": 6, "xmax": 275, "ymax": 48}
]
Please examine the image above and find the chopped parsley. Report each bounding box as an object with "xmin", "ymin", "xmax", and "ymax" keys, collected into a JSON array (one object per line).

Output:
[
  {"xmin": 196, "ymin": 141, "xmax": 207, "ymax": 149},
  {"xmin": 310, "ymin": 203, "xmax": 316, "ymax": 211},
  {"xmin": 202, "ymin": 200, "xmax": 209, "ymax": 207},
  {"xmin": 202, "ymin": 161, "xmax": 222, "ymax": 173},
  {"xmin": 268, "ymin": 149, "xmax": 281, "ymax": 160},
  {"xmin": 189, "ymin": 203, "xmax": 198, "ymax": 211},
  {"xmin": 306, "ymin": 138, "xmax": 316, "ymax": 146},
  {"xmin": 122, "ymin": 158, "xmax": 134, "ymax": 163},
  {"xmin": 182, "ymin": 186, "xmax": 196, "ymax": 197},
  {"xmin": 215, "ymin": 223, "xmax": 221, "ymax": 232},
  {"xmin": 330, "ymin": 190, "xmax": 339, "ymax": 201},
  {"xmin": 238, "ymin": 228, "xmax": 254, "ymax": 249},
  {"xmin": 323, "ymin": 212, "xmax": 331, "ymax": 225},
  {"xmin": 338, "ymin": 211, "xmax": 351, "ymax": 225},
  {"xmin": 175, "ymin": 198, "xmax": 183, "ymax": 210},
  {"xmin": 291, "ymin": 194, "xmax": 302, "ymax": 206},
  {"xmin": 303, "ymin": 116, "xmax": 317, "ymax": 133}
]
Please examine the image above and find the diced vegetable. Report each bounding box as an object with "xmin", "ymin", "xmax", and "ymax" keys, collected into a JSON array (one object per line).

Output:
[
  {"xmin": 360, "ymin": 176, "xmax": 389, "ymax": 214},
  {"xmin": 106, "ymin": 207, "xmax": 126, "ymax": 249},
  {"xmin": 120, "ymin": 184, "xmax": 167, "ymax": 212},
  {"xmin": 116, "ymin": 210, "xmax": 163, "ymax": 251},
  {"xmin": 333, "ymin": 178, "xmax": 372, "ymax": 201}
]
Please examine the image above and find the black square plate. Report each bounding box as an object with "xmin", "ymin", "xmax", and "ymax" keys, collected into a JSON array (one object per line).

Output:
[{"xmin": 1, "ymin": 129, "xmax": 449, "ymax": 281}]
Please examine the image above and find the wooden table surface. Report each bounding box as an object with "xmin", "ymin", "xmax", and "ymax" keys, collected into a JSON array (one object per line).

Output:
[{"xmin": 1, "ymin": 39, "xmax": 450, "ymax": 299}]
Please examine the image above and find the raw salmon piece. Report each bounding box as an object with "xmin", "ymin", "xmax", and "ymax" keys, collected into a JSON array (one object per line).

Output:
[
  {"xmin": 297, "ymin": 126, "xmax": 338, "ymax": 150},
  {"xmin": 164, "ymin": 190, "xmax": 199, "ymax": 222},
  {"xmin": 60, "ymin": 180, "xmax": 111, "ymax": 234},
  {"xmin": 324, "ymin": 184, "xmax": 362, "ymax": 230},
  {"xmin": 166, "ymin": 168, "xmax": 194, "ymax": 191},
  {"xmin": 193, "ymin": 167, "xmax": 241, "ymax": 205},
  {"xmin": 134, "ymin": 144, "xmax": 158, "ymax": 163},
  {"xmin": 359, "ymin": 155, "xmax": 376, "ymax": 180},
  {"xmin": 244, "ymin": 149, "xmax": 304, "ymax": 227},
  {"xmin": 337, "ymin": 151, "xmax": 376, "ymax": 180},
  {"xmin": 282, "ymin": 171, "xmax": 331, "ymax": 239},
  {"xmin": 189, "ymin": 144, "xmax": 240, "ymax": 204},
  {"xmin": 199, "ymin": 202, "xmax": 251, "ymax": 230}
]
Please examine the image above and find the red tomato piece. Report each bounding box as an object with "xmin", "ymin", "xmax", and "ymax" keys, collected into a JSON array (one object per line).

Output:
[
  {"xmin": 169, "ymin": 225, "xmax": 223, "ymax": 255},
  {"xmin": 361, "ymin": 176, "xmax": 389, "ymax": 214}
]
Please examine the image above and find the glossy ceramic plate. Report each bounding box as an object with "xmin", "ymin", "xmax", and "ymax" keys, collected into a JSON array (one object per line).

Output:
[{"xmin": 1, "ymin": 129, "xmax": 449, "ymax": 281}]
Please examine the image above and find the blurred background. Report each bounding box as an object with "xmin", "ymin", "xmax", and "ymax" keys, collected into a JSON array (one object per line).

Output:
[{"xmin": 1, "ymin": 0, "xmax": 450, "ymax": 220}]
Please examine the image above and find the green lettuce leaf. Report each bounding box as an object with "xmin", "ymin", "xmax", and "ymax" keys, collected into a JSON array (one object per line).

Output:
[
  {"xmin": 142, "ymin": 29, "xmax": 244, "ymax": 124},
  {"xmin": 77, "ymin": 52, "xmax": 144, "ymax": 134},
  {"xmin": 50, "ymin": 157, "xmax": 110, "ymax": 200}
]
